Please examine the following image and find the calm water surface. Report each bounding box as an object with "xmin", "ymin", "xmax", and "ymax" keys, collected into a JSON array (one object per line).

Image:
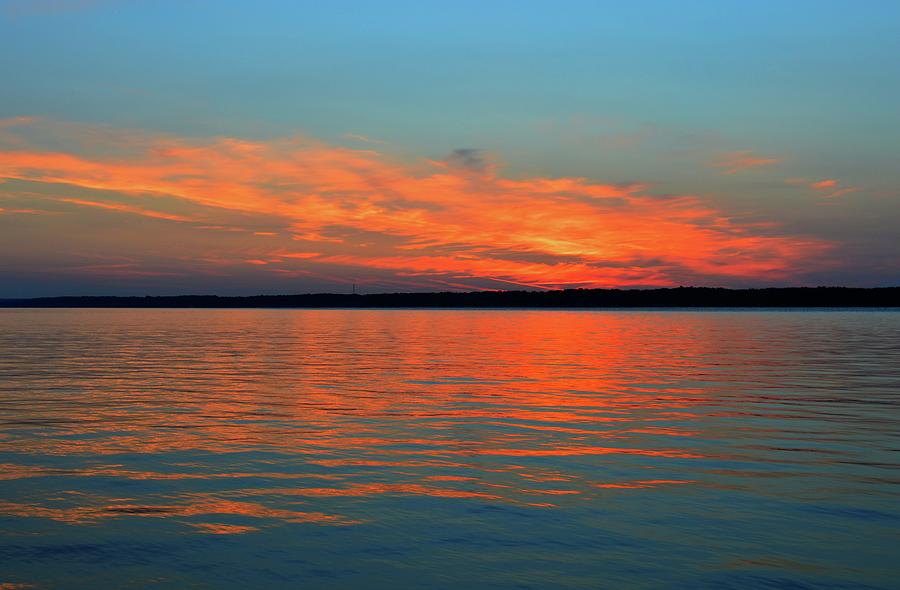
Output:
[{"xmin": 0, "ymin": 309, "xmax": 898, "ymax": 589}]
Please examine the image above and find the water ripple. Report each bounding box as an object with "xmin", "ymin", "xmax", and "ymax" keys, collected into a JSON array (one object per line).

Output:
[{"xmin": 0, "ymin": 309, "xmax": 898, "ymax": 589}]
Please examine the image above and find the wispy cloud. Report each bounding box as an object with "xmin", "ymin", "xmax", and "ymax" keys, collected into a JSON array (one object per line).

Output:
[
  {"xmin": 786, "ymin": 177, "xmax": 860, "ymax": 199},
  {"xmin": 0, "ymin": 116, "xmax": 36, "ymax": 128},
  {"xmin": 810, "ymin": 179, "xmax": 837, "ymax": 190},
  {"xmin": 708, "ymin": 150, "xmax": 780, "ymax": 174},
  {"xmin": 437, "ymin": 148, "xmax": 493, "ymax": 174},
  {"xmin": 0, "ymin": 118, "xmax": 830, "ymax": 289},
  {"xmin": 59, "ymin": 197, "xmax": 195, "ymax": 222},
  {"xmin": 343, "ymin": 133, "xmax": 385, "ymax": 145}
]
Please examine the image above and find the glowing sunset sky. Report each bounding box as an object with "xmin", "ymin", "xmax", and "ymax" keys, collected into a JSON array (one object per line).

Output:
[{"xmin": 1, "ymin": 1, "xmax": 898, "ymax": 296}]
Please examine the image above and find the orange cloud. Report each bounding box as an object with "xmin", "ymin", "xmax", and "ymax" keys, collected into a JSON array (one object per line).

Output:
[
  {"xmin": 59, "ymin": 197, "xmax": 195, "ymax": 222},
  {"xmin": 787, "ymin": 177, "xmax": 860, "ymax": 199},
  {"xmin": 0, "ymin": 119, "xmax": 829, "ymax": 288},
  {"xmin": 709, "ymin": 150, "xmax": 780, "ymax": 174},
  {"xmin": 825, "ymin": 187, "xmax": 859, "ymax": 198},
  {"xmin": 810, "ymin": 179, "xmax": 838, "ymax": 189},
  {"xmin": 809, "ymin": 179, "xmax": 859, "ymax": 198},
  {"xmin": 0, "ymin": 206, "xmax": 52, "ymax": 215}
]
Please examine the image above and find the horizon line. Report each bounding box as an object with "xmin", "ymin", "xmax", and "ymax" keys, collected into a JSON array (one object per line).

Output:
[{"xmin": 2, "ymin": 286, "xmax": 898, "ymax": 308}]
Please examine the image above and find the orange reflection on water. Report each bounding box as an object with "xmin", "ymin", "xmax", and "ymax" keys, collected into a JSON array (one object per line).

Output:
[
  {"xmin": 2, "ymin": 308, "xmax": 897, "ymax": 590},
  {"xmin": 595, "ymin": 480, "xmax": 696, "ymax": 489},
  {"xmin": 186, "ymin": 523, "xmax": 260, "ymax": 535},
  {"xmin": 249, "ymin": 483, "xmax": 503, "ymax": 500},
  {"xmin": 0, "ymin": 497, "xmax": 356, "ymax": 526},
  {"xmin": 0, "ymin": 309, "xmax": 782, "ymax": 529}
]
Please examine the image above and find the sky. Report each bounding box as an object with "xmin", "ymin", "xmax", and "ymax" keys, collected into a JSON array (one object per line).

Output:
[{"xmin": 1, "ymin": 0, "xmax": 898, "ymax": 296}]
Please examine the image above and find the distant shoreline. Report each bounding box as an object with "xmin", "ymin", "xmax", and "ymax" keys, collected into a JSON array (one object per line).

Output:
[{"xmin": 1, "ymin": 287, "xmax": 898, "ymax": 308}]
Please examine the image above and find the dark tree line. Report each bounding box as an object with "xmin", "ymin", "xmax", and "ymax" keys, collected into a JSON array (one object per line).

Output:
[{"xmin": 2, "ymin": 287, "xmax": 898, "ymax": 308}]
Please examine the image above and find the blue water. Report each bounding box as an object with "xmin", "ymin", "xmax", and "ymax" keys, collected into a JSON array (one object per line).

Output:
[{"xmin": 0, "ymin": 309, "xmax": 898, "ymax": 589}]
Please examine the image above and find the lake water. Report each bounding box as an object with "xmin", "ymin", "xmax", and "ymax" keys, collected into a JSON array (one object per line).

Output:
[{"xmin": 0, "ymin": 309, "xmax": 897, "ymax": 589}]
